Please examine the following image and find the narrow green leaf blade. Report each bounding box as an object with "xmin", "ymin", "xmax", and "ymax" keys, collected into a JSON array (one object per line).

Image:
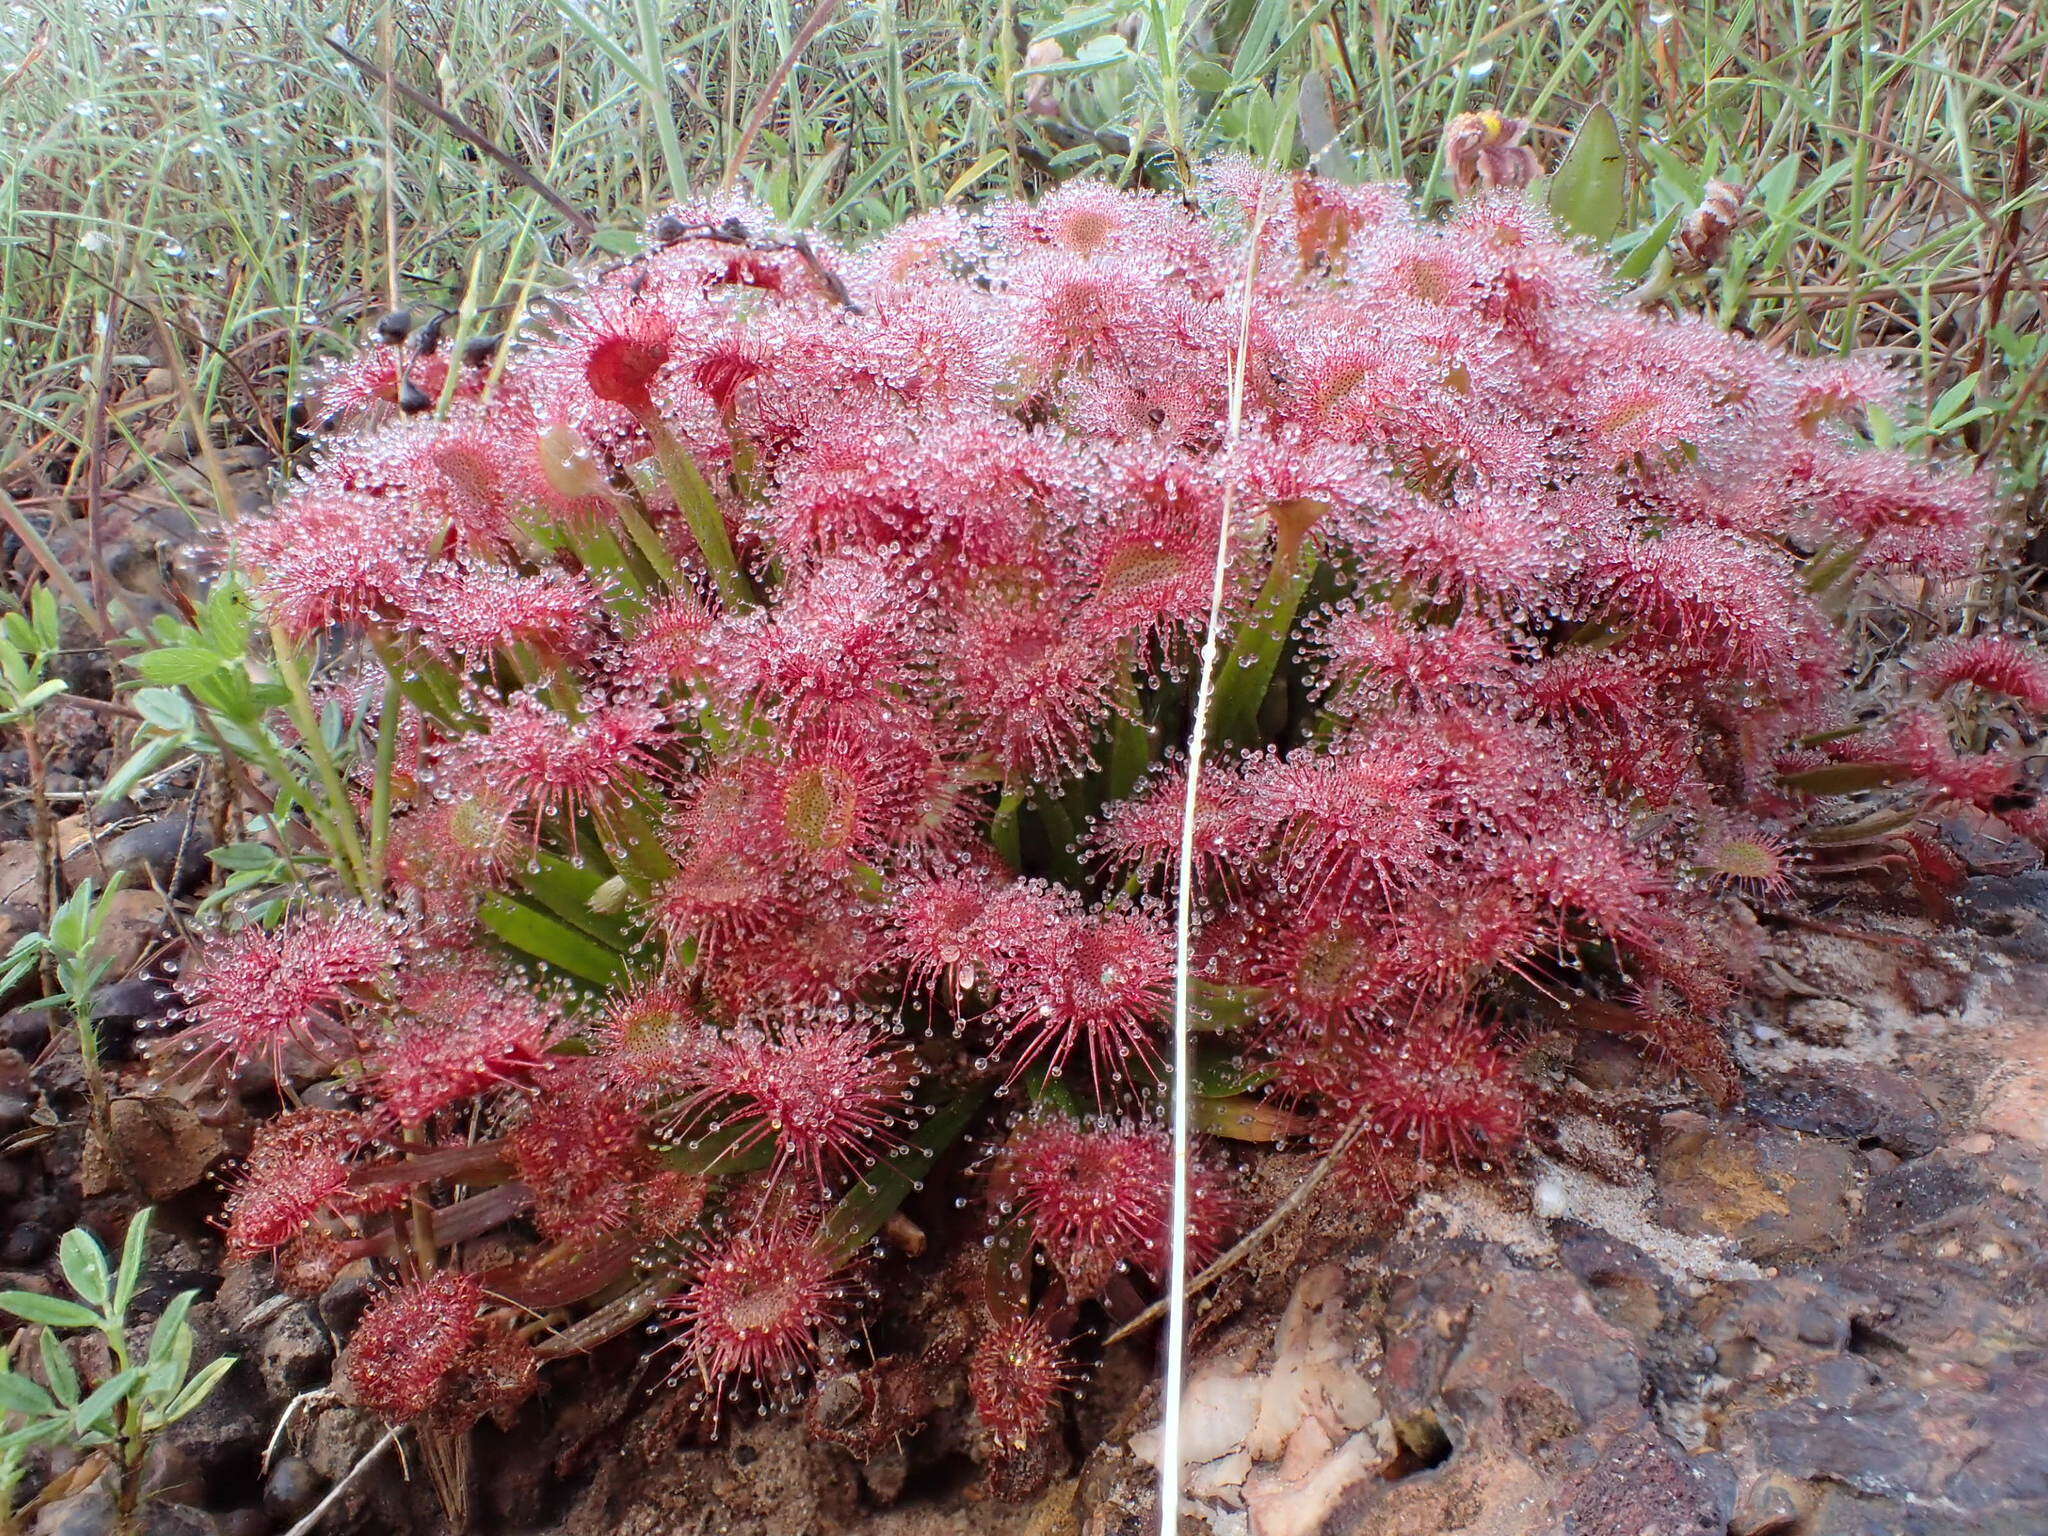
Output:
[
  {"xmin": 113, "ymin": 1209, "xmax": 153, "ymax": 1319},
  {"xmin": 478, "ymin": 894, "xmax": 625, "ymax": 986},
  {"xmin": 821, "ymin": 1086, "xmax": 988, "ymax": 1264}
]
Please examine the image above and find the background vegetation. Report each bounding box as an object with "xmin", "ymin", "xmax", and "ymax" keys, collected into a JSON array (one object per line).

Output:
[{"xmin": 0, "ymin": 0, "xmax": 2042, "ymax": 560}]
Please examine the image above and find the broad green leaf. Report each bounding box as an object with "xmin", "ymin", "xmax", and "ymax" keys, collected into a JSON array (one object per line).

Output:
[
  {"xmin": 478, "ymin": 894, "xmax": 625, "ymax": 986},
  {"xmin": 1192, "ymin": 1042, "xmax": 1276, "ymax": 1098},
  {"xmin": 1190, "ymin": 980, "xmax": 1267, "ymax": 1033},
  {"xmin": 57, "ymin": 1230, "xmax": 110, "ymax": 1313},
  {"xmin": 134, "ymin": 647, "xmax": 225, "ymax": 687},
  {"xmin": 207, "ymin": 843, "xmax": 284, "ymax": 873},
  {"xmin": 198, "ymin": 584, "xmax": 252, "ymax": 658},
  {"xmin": 0, "ymin": 1292, "xmax": 104, "ymax": 1331},
  {"xmin": 1615, "ymin": 202, "xmax": 1686, "ymax": 284},
  {"xmin": 1548, "ymin": 105, "xmax": 1627, "ymax": 243},
  {"xmin": 1193, "ymin": 1094, "xmax": 1312, "ymax": 1142},
  {"xmin": 2, "ymin": 1417, "xmax": 68, "ymax": 1450},
  {"xmin": 100, "ymin": 734, "xmax": 184, "ymax": 807},
  {"xmin": 517, "ymin": 852, "xmax": 639, "ymax": 950}
]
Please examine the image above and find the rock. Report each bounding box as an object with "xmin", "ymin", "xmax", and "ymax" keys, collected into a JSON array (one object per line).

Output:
[
  {"xmin": 1653, "ymin": 1120, "xmax": 1859, "ymax": 1264},
  {"xmin": 1958, "ymin": 871, "xmax": 2048, "ymax": 962},
  {"xmin": 140, "ymin": 1441, "xmax": 205, "ymax": 1504},
  {"xmin": 105, "ymin": 1096, "xmax": 223, "ymax": 1200},
  {"xmin": 262, "ymin": 1456, "xmax": 324, "ymax": 1521},
  {"xmin": 139, "ymin": 1506, "xmax": 218, "ymax": 1536},
  {"xmin": 0, "ymin": 1006, "xmax": 51, "ymax": 1056},
  {"xmin": 1746, "ymin": 1066, "xmax": 1941, "ymax": 1158},
  {"xmin": 1728, "ymin": 1471, "xmax": 1818, "ymax": 1535},
  {"xmin": 1853, "ymin": 1150, "xmax": 1991, "ymax": 1241},
  {"xmin": 3, "ymin": 1220, "xmax": 51, "ymax": 1265},
  {"xmin": 256, "ymin": 1303, "xmax": 332, "ymax": 1400},
  {"xmin": 98, "ymin": 815, "xmax": 215, "ymax": 896},
  {"xmin": 0, "ymin": 840, "xmax": 39, "ymax": 909},
  {"xmin": 88, "ymin": 887, "xmax": 171, "ymax": 978},
  {"xmin": 316, "ymin": 1270, "xmax": 376, "ymax": 1337},
  {"xmin": 1781, "ymin": 997, "xmax": 1862, "ymax": 1047},
  {"xmin": 157, "ymin": 1304, "xmax": 267, "ymax": 1499},
  {"xmin": 1558, "ymin": 1432, "xmax": 1731, "ymax": 1536},
  {"xmin": 214, "ymin": 1513, "xmax": 270, "ymax": 1536},
  {"xmin": 304, "ymin": 1406, "xmax": 388, "ymax": 1524},
  {"xmin": 31, "ymin": 1483, "xmax": 115, "ymax": 1536},
  {"xmin": 1978, "ymin": 1020, "xmax": 2048, "ymax": 1148},
  {"xmin": 87, "ymin": 978, "xmax": 180, "ymax": 1029}
]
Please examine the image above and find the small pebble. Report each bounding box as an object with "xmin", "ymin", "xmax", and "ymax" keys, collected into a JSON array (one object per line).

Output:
[{"xmin": 262, "ymin": 1457, "xmax": 323, "ymax": 1522}]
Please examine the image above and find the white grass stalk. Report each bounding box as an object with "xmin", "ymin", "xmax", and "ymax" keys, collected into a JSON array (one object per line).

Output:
[{"xmin": 1160, "ymin": 181, "xmax": 1272, "ymax": 1536}]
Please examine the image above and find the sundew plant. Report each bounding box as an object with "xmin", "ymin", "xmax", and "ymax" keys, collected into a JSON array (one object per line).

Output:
[{"xmin": 175, "ymin": 165, "xmax": 2041, "ymax": 1506}]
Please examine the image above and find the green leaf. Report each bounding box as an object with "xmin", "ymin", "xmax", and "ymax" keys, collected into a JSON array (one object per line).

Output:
[
  {"xmin": 821, "ymin": 1086, "xmax": 989, "ymax": 1264},
  {"xmin": 145, "ymin": 1290, "xmax": 197, "ymax": 1371},
  {"xmin": 134, "ymin": 647, "xmax": 226, "ymax": 687},
  {"xmin": 1779, "ymin": 761, "xmax": 1914, "ymax": 795},
  {"xmin": 478, "ymin": 894, "xmax": 625, "ymax": 986},
  {"xmin": 1193, "ymin": 1094, "xmax": 1312, "ymax": 1142},
  {"xmin": 57, "ymin": 1230, "xmax": 111, "ymax": 1313},
  {"xmin": 516, "ymin": 852, "xmax": 639, "ymax": 950},
  {"xmin": 1190, "ymin": 981, "xmax": 1267, "ymax": 1034},
  {"xmin": 1547, "ymin": 105, "xmax": 1627, "ymax": 243},
  {"xmin": 149, "ymin": 1356, "xmax": 236, "ymax": 1430},
  {"xmin": 198, "ymin": 583, "xmax": 252, "ymax": 658},
  {"xmin": 130, "ymin": 687, "xmax": 196, "ymax": 734},
  {"xmin": 2, "ymin": 1416, "xmax": 68, "ymax": 1451},
  {"xmin": 113, "ymin": 1209, "xmax": 153, "ymax": 1320},
  {"xmin": 1615, "ymin": 202, "xmax": 1685, "ymax": 284},
  {"xmin": 207, "ymin": 843, "xmax": 284, "ymax": 873},
  {"xmin": 100, "ymin": 734, "xmax": 183, "ymax": 807},
  {"xmin": 39, "ymin": 1330, "xmax": 79, "ymax": 1406},
  {"xmin": 0, "ymin": 1371, "xmax": 56, "ymax": 1418},
  {"xmin": 1185, "ymin": 58, "xmax": 1234, "ymax": 93},
  {"xmin": 0, "ymin": 1292, "xmax": 104, "ymax": 1331},
  {"xmin": 70, "ymin": 1368, "xmax": 139, "ymax": 1435}
]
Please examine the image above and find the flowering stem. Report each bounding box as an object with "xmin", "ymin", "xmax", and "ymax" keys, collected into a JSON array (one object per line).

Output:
[
  {"xmin": 1036, "ymin": 795, "xmax": 1085, "ymax": 886},
  {"xmin": 367, "ymin": 672, "xmax": 403, "ymax": 892},
  {"xmin": 991, "ymin": 787, "xmax": 1024, "ymax": 871},
  {"xmin": 647, "ymin": 422, "xmax": 759, "ymax": 611},
  {"xmin": 268, "ymin": 624, "xmax": 374, "ymax": 897},
  {"xmin": 613, "ymin": 495, "xmax": 681, "ymax": 588},
  {"xmin": 1107, "ymin": 654, "xmax": 1152, "ymax": 802},
  {"xmin": 1209, "ymin": 503, "xmax": 1323, "ymax": 748}
]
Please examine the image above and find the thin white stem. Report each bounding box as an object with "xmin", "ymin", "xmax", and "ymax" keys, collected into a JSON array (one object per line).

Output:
[
  {"xmin": 1160, "ymin": 184, "xmax": 1271, "ymax": 1536},
  {"xmin": 282, "ymin": 1426, "xmax": 400, "ymax": 1536}
]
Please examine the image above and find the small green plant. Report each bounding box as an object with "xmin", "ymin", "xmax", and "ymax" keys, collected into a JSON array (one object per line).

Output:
[
  {"xmin": 0, "ymin": 589, "xmax": 69, "ymax": 976},
  {"xmin": 0, "ymin": 590, "xmax": 65, "ymax": 730},
  {"xmin": 0, "ymin": 1211, "xmax": 236, "ymax": 1536},
  {"xmin": 1, "ymin": 876, "xmax": 131, "ymax": 1154},
  {"xmin": 107, "ymin": 576, "xmax": 363, "ymax": 904}
]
